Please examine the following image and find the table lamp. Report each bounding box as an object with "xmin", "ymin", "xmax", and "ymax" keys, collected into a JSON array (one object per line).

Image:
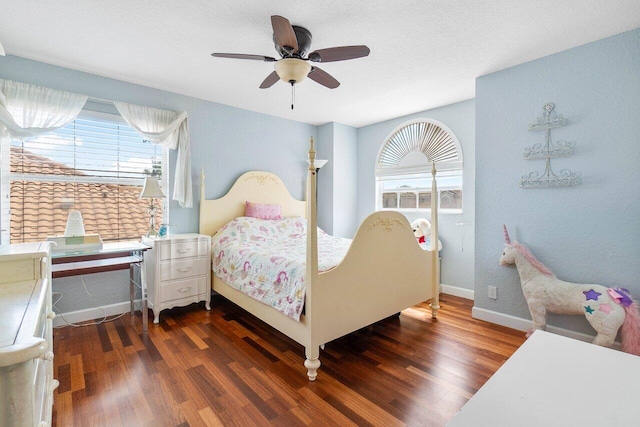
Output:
[{"xmin": 139, "ymin": 176, "xmax": 166, "ymax": 237}]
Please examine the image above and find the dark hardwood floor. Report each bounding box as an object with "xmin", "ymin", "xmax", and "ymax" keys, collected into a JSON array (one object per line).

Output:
[{"xmin": 52, "ymin": 295, "xmax": 525, "ymax": 426}]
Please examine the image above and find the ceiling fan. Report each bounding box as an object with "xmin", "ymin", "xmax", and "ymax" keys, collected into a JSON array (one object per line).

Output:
[{"xmin": 211, "ymin": 15, "xmax": 370, "ymax": 108}]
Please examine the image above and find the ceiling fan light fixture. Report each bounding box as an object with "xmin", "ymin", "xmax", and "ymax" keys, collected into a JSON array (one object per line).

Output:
[{"xmin": 274, "ymin": 58, "xmax": 311, "ymax": 84}]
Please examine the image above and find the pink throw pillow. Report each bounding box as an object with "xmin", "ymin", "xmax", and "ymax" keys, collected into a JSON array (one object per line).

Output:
[{"xmin": 245, "ymin": 201, "xmax": 282, "ymax": 220}]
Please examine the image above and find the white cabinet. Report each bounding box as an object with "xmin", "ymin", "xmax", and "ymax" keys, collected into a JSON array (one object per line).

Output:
[
  {"xmin": 0, "ymin": 242, "xmax": 57, "ymax": 427},
  {"xmin": 142, "ymin": 234, "xmax": 211, "ymax": 324}
]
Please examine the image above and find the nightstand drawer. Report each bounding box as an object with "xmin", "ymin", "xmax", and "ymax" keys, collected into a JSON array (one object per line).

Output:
[
  {"xmin": 159, "ymin": 239, "xmax": 209, "ymax": 261},
  {"xmin": 160, "ymin": 276, "xmax": 207, "ymax": 301},
  {"xmin": 159, "ymin": 258, "xmax": 209, "ymax": 281}
]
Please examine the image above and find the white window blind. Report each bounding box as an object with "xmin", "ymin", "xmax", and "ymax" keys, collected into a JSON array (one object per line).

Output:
[
  {"xmin": 376, "ymin": 119, "xmax": 463, "ymax": 176},
  {"xmin": 8, "ymin": 110, "xmax": 166, "ymax": 243},
  {"xmin": 375, "ymin": 119, "xmax": 463, "ymax": 213}
]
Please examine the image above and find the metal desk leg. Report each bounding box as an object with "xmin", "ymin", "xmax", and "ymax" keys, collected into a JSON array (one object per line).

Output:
[
  {"xmin": 140, "ymin": 257, "xmax": 148, "ymax": 333},
  {"xmin": 129, "ymin": 264, "xmax": 135, "ymax": 316}
]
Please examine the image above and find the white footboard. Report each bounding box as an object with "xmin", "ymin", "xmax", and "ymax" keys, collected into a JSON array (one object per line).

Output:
[
  {"xmin": 310, "ymin": 211, "xmax": 435, "ymax": 346},
  {"xmin": 302, "ymin": 137, "xmax": 439, "ymax": 381}
]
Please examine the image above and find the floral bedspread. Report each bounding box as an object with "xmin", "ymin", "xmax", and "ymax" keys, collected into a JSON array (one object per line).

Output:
[{"xmin": 211, "ymin": 217, "xmax": 351, "ymax": 321}]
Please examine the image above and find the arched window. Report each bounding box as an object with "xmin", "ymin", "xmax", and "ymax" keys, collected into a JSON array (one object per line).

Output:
[{"xmin": 376, "ymin": 119, "xmax": 463, "ymax": 213}]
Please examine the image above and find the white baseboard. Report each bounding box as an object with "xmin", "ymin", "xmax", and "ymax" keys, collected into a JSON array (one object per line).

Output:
[
  {"xmin": 471, "ymin": 306, "xmax": 619, "ymax": 346},
  {"xmin": 441, "ymin": 283, "xmax": 474, "ymax": 300},
  {"xmin": 53, "ymin": 300, "xmax": 142, "ymax": 327}
]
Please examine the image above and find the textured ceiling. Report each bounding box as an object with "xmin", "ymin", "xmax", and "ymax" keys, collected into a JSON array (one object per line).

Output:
[{"xmin": 1, "ymin": 1, "xmax": 639, "ymax": 127}]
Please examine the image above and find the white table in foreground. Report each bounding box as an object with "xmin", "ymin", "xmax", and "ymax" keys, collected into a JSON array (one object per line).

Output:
[{"xmin": 447, "ymin": 330, "xmax": 640, "ymax": 427}]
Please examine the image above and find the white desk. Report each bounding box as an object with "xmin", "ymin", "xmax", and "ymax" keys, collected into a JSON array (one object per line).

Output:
[{"xmin": 448, "ymin": 330, "xmax": 640, "ymax": 426}]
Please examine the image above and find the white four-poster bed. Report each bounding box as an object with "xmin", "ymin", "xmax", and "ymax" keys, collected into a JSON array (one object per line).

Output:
[{"xmin": 199, "ymin": 138, "xmax": 440, "ymax": 381}]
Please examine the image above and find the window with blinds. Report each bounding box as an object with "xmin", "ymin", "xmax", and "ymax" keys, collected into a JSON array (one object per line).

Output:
[
  {"xmin": 6, "ymin": 110, "xmax": 166, "ymax": 243},
  {"xmin": 375, "ymin": 119, "xmax": 463, "ymax": 213}
]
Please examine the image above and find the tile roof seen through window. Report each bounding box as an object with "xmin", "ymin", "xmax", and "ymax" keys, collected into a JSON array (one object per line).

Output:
[{"xmin": 10, "ymin": 147, "xmax": 162, "ymax": 243}]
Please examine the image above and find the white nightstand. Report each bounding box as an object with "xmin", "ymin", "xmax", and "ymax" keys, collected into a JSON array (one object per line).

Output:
[{"xmin": 142, "ymin": 233, "xmax": 211, "ymax": 324}]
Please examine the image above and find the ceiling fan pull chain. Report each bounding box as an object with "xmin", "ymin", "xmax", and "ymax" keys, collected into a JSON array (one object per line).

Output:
[{"xmin": 291, "ymin": 81, "xmax": 295, "ymax": 110}]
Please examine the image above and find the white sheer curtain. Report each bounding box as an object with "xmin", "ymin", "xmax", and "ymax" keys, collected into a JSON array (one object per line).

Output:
[
  {"xmin": 0, "ymin": 79, "xmax": 88, "ymax": 244},
  {"xmin": 114, "ymin": 101, "xmax": 192, "ymax": 208},
  {"xmin": 0, "ymin": 79, "xmax": 87, "ymax": 140}
]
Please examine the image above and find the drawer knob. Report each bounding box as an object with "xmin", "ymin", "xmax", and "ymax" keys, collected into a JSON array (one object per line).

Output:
[
  {"xmin": 47, "ymin": 311, "xmax": 56, "ymax": 320},
  {"xmin": 178, "ymin": 286, "xmax": 192, "ymax": 293},
  {"xmin": 177, "ymin": 266, "xmax": 192, "ymax": 273},
  {"xmin": 177, "ymin": 247, "xmax": 192, "ymax": 254},
  {"xmin": 41, "ymin": 351, "xmax": 54, "ymax": 361}
]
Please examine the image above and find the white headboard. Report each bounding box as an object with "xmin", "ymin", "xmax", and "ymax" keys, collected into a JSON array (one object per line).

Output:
[{"xmin": 199, "ymin": 170, "xmax": 306, "ymax": 237}]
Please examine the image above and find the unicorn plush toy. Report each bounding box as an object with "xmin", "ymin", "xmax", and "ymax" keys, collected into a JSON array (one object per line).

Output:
[{"xmin": 499, "ymin": 225, "xmax": 640, "ymax": 355}]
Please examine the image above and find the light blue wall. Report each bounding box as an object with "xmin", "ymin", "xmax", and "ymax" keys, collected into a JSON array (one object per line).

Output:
[
  {"xmin": 332, "ymin": 123, "xmax": 358, "ymax": 238},
  {"xmin": 475, "ymin": 28, "xmax": 640, "ymax": 334},
  {"xmin": 356, "ymin": 100, "xmax": 476, "ymax": 291},
  {"xmin": 0, "ymin": 55, "xmax": 316, "ymax": 313},
  {"xmin": 316, "ymin": 123, "xmax": 334, "ymax": 233},
  {"xmin": 315, "ymin": 122, "xmax": 359, "ymax": 238}
]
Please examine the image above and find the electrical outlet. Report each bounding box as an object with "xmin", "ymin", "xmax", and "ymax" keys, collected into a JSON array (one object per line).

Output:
[{"xmin": 488, "ymin": 286, "xmax": 497, "ymax": 300}]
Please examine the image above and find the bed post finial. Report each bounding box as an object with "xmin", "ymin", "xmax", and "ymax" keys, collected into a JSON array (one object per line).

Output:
[{"xmin": 308, "ymin": 136, "xmax": 316, "ymax": 171}]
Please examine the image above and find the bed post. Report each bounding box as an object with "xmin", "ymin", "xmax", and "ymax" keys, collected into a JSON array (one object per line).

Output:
[
  {"xmin": 430, "ymin": 161, "xmax": 440, "ymax": 318},
  {"xmin": 304, "ymin": 137, "xmax": 321, "ymax": 381}
]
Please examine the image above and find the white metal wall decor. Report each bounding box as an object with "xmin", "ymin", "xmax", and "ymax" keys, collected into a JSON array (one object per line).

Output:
[{"xmin": 520, "ymin": 103, "xmax": 582, "ymax": 188}]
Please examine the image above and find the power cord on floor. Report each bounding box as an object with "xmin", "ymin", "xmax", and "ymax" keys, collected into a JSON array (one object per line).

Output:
[{"xmin": 52, "ymin": 275, "xmax": 128, "ymax": 328}]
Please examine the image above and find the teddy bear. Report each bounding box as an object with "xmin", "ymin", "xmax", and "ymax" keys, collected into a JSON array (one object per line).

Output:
[
  {"xmin": 411, "ymin": 218, "xmax": 431, "ymax": 244},
  {"xmin": 410, "ymin": 218, "xmax": 442, "ymax": 251}
]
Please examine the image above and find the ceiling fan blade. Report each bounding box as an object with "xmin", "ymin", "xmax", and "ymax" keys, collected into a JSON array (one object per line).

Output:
[
  {"xmin": 308, "ymin": 45, "xmax": 370, "ymax": 62},
  {"xmin": 211, "ymin": 53, "xmax": 276, "ymax": 62},
  {"xmin": 259, "ymin": 71, "xmax": 280, "ymax": 89},
  {"xmin": 271, "ymin": 15, "xmax": 298, "ymax": 53},
  {"xmin": 308, "ymin": 67, "xmax": 340, "ymax": 89}
]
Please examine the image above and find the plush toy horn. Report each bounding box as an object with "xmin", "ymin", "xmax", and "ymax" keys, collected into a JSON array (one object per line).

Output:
[{"xmin": 503, "ymin": 225, "xmax": 511, "ymax": 244}]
